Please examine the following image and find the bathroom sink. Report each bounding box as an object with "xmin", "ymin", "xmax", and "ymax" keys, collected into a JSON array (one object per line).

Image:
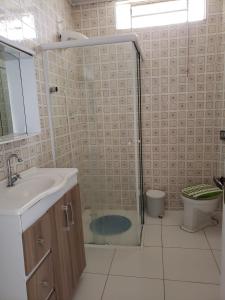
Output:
[
  {"xmin": 7, "ymin": 175, "xmax": 61, "ymax": 200},
  {"xmin": 0, "ymin": 167, "xmax": 78, "ymax": 215}
]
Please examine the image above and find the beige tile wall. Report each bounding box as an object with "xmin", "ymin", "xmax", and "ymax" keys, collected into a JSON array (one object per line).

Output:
[
  {"xmin": 0, "ymin": 0, "xmax": 224, "ymax": 210},
  {"xmin": 71, "ymin": 0, "xmax": 225, "ymax": 208},
  {"xmin": 0, "ymin": 0, "xmax": 75, "ymax": 178}
]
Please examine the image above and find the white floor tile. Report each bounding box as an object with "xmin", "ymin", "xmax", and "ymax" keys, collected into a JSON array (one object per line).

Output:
[
  {"xmin": 204, "ymin": 226, "xmax": 222, "ymax": 250},
  {"xmin": 110, "ymin": 247, "xmax": 163, "ymax": 279},
  {"xmin": 162, "ymin": 226, "xmax": 209, "ymax": 249},
  {"xmin": 213, "ymin": 250, "xmax": 221, "ymax": 271},
  {"xmin": 143, "ymin": 225, "xmax": 162, "ymax": 247},
  {"xmin": 73, "ymin": 273, "xmax": 107, "ymax": 300},
  {"xmin": 165, "ymin": 280, "xmax": 220, "ymax": 300},
  {"xmin": 102, "ymin": 276, "xmax": 164, "ymax": 300},
  {"xmin": 162, "ymin": 210, "xmax": 183, "ymax": 226},
  {"xmin": 164, "ymin": 248, "xmax": 220, "ymax": 284},
  {"xmin": 145, "ymin": 214, "xmax": 162, "ymax": 225},
  {"xmin": 84, "ymin": 247, "xmax": 114, "ymax": 274}
]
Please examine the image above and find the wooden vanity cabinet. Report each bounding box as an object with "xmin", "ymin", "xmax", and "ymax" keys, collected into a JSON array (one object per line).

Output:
[
  {"xmin": 22, "ymin": 184, "xmax": 85, "ymax": 300},
  {"xmin": 50, "ymin": 184, "xmax": 86, "ymax": 300}
]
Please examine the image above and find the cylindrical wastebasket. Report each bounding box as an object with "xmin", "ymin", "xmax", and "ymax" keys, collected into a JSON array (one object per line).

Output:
[{"xmin": 146, "ymin": 190, "xmax": 166, "ymax": 218}]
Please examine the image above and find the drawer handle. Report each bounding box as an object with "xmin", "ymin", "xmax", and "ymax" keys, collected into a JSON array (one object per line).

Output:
[
  {"xmin": 37, "ymin": 238, "xmax": 45, "ymax": 246},
  {"xmin": 40, "ymin": 280, "xmax": 49, "ymax": 288},
  {"xmin": 62, "ymin": 205, "xmax": 70, "ymax": 231}
]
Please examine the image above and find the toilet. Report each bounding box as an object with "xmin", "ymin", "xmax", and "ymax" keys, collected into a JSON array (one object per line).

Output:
[
  {"xmin": 181, "ymin": 195, "xmax": 220, "ymax": 232},
  {"xmin": 181, "ymin": 185, "xmax": 221, "ymax": 232}
]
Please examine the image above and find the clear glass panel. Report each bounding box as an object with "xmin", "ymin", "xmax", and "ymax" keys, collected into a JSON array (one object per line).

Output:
[
  {"xmin": 75, "ymin": 42, "xmax": 141, "ymax": 246},
  {"xmin": 46, "ymin": 49, "xmax": 74, "ymax": 168},
  {"xmin": 47, "ymin": 42, "xmax": 142, "ymax": 246},
  {"xmin": 188, "ymin": 0, "xmax": 206, "ymax": 21},
  {"xmin": 116, "ymin": 3, "xmax": 131, "ymax": 30},
  {"xmin": 116, "ymin": 0, "xmax": 206, "ymax": 29},
  {"xmin": 132, "ymin": 0, "xmax": 187, "ymax": 17},
  {"xmin": 132, "ymin": 10, "xmax": 188, "ymax": 28}
]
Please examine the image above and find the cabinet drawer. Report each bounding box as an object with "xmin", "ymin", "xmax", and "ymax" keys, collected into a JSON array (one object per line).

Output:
[
  {"xmin": 23, "ymin": 212, "xmax": 51, "ymax": 275},
  {"xmin": 27, "ymin": 254, "xmax": 54, "ymax": 300}
]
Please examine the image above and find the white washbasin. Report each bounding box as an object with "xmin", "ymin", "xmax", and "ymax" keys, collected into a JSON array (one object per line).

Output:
[
  {"xmin": 0, "ymin": 167, "xmax": 78, "ymax": 216},
  {"xmin": 7, "ymin": 175, "xmax": 61, "ymax": 200}
]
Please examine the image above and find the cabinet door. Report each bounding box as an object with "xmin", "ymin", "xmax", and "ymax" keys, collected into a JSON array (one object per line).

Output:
[
  {"xmin": 66, "ymin": 185, "xmax": 86, "ymax": 289},
  {"xmin": 50, "ymin": 195, "xmax": 74, "ymax": 300},
  {"xmin": 71, "ymin": 185, "xmax": 86, "ymax": 276},
  {"xmin": 64, "ymin": 189, "xmax": 79, "ymax": 290}
]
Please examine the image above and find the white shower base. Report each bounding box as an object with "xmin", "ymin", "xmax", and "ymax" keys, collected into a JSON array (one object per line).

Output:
[{"xmin": 82, "ymin": 209, "xmax": 142, "ymax": 246}]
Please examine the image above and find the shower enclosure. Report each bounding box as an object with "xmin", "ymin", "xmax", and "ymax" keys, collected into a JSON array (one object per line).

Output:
[{"xmin": 42, "ymin": 34, "xmax": 144, "ymax": 246}]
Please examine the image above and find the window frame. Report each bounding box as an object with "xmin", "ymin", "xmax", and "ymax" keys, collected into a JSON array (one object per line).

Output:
[{"xmin": 116, "ymin": 0, "xmax": 206, "ymax": 30}]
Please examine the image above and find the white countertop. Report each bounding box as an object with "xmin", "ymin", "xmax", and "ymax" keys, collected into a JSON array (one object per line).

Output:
[{"xmin": 0, "ymin": 167, "xmax": 78, "ymax": 216}]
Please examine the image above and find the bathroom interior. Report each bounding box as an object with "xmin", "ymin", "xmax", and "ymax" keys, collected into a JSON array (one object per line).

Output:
[{"xmin": 0, "ymin": 0, "xmax": 225, "ymax": 299}]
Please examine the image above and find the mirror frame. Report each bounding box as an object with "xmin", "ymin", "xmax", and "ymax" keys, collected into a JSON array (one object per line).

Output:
[{"xmin": 0, "ymin": 36, "xmax": 40, "ymax": 144}]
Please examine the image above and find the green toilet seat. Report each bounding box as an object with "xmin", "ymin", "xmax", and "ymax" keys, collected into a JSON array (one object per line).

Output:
[{"xmin": 182, "ymin": 184, "xmax": 222, "ymax": 200}]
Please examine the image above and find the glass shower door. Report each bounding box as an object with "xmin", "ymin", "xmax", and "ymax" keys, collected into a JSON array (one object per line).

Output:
[
  {"xmin": 46, "ymin": 42, "xmax": 143, "ymax": 246},
  {"xmin": 76, "ymin": 42, "xmax": 142, "ymax": 246}
]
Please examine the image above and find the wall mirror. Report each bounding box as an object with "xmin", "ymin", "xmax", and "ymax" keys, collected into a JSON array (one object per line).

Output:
[{"xmin": 0, "ymin": 36, "xmax": 40, "ymax": 144}]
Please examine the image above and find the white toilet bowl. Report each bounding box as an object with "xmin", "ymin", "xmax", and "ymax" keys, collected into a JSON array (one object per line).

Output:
[{"xmin": 181, "ymin": 194, "xmax": 219, "ymax": 232}]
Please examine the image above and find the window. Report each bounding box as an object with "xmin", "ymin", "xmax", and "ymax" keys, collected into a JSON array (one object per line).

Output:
[
  {"xmin": 0, "ymin": 14, "xmax": 36, "ymax": 41},
  {"xmin": 116, "ymin": 0, "xmax": 206, "ymax": 29}
]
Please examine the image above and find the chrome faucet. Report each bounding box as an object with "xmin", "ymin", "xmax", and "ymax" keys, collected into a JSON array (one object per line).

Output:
[{"xmin": 7, "ymin": 154, "xmax": 23, "ymax": 187}]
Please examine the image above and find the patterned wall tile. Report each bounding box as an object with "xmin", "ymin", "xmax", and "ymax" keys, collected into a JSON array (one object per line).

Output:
[
  {"xmin": 0, "ymin": 0, "xmax": 224, "ymax": 211},
  {"xmin": 71, "ymin": 0, "xmax": 225, "ymax": 209}
]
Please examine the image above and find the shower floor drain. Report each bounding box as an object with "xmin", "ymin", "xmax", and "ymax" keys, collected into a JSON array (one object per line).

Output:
[{"xmin": 90, "ymin": 215, "xmax": 132, "ymax": 236}]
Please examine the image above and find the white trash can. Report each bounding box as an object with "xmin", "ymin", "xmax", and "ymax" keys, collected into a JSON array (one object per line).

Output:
[{"xmin": 146, "ymin": 190, "xmax": 166, "ymax": 218}]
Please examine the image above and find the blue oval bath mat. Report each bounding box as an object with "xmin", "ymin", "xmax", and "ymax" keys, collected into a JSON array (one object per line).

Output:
[{"xmin": 90, "ymin": 215, "xmax": 132, "ymax": 236}]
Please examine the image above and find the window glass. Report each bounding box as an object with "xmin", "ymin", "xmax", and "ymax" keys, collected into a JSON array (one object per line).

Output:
[{"xmin": 116, "ymin": 0, "xmax": 206, "ymax": 29}]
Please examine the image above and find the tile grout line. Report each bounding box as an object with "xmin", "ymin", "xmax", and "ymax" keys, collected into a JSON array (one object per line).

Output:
[
  {"xmin": 163, "ymin": 278, "xmax": 220, "ymax": 286},
  {"xmin": 161, "ymin": 222, "xmax": 166, "ymax": 300},
  {"xmin": 85, "ymin": 220, "xmax": 220, "ymax": 300},
  {"xmin": 82, "ymin": 271, "xmax": 220, "ymax": 286},
  {"xmin": 106, "ymin": 274, "xmax": 164, "ymax": 280},
  {"xmin": 100, "ymin": 248, "xmax": 116, "ymax": 300},
  {"xmin": 203, "ymin": 229, "xmax": 221, "ymax": 274},
  {"xmin": 86, "ymin": 213, "xmax": 221, "ymax": 300},
  {"xmin": 145, "ymin": 245, "xmax": 214, "ymax": 250}
]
